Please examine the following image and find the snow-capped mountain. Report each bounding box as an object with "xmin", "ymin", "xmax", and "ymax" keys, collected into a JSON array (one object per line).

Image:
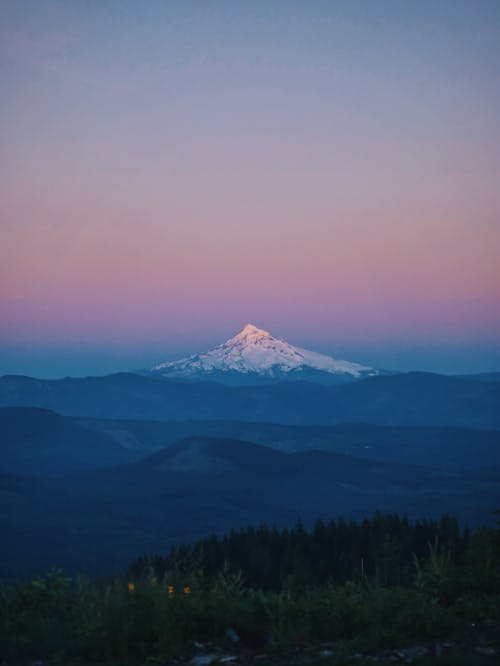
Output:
[{"xmin": 149, "ymin": 324, "xmax": 377, "ymax": 384}]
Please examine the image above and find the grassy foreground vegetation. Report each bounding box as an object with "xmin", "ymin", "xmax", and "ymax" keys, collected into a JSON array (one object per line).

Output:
[{"xmin": 1, "ymin": 514, "xmax": 499, "ymax": 664}]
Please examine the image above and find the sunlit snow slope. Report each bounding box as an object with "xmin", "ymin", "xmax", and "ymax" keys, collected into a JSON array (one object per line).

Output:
[{"xmin": 150, "ymin": 324, "xmax": 377, "ymax": 382}]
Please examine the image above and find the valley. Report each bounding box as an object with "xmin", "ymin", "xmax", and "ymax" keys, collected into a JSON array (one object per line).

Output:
[{"xmin": 1, "ymin": 409, "xmax": 499, "ymax": 579}]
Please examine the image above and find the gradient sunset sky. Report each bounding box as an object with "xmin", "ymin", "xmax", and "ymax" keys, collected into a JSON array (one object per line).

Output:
[{"xmin": 1, "ymin": 0, "xmax": 499, "ymax": 377}]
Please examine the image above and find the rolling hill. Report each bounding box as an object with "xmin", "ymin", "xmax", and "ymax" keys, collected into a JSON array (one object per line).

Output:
[{"xmin": 1, "ymin": 435, "xmax": 499, "ymax": 579}]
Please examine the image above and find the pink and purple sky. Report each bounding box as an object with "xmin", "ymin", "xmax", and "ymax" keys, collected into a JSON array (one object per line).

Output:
[{"xmin": 1, "ymin": 1, "xmax": 499, "ymax": 377}]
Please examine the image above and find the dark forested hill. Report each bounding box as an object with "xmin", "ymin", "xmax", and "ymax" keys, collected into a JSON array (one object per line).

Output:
[{"xmin": 0, "ymin": 407, "xmax": 148, "ymax": 475}]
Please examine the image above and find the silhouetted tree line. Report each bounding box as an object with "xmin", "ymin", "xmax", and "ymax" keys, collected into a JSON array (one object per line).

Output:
[
  {"xmin": 130, "ymin": 512, "xmax": 499, "ymax": 592},
  {"xmin": 3, "ymin": 512, "xmax": 499, "ymax": 663}
]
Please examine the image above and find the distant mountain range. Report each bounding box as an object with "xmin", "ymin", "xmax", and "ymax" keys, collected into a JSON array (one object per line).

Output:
[
  {"xmin": 149, "ymin": 324, "xmax": 377, "ymax": 384},
  {"xmin": 2, "ymin": 371, "xmax": 500, "ymax": 428}
]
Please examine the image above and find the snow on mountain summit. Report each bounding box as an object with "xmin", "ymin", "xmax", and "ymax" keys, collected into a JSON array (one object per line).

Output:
[{"xmin": 150, "ymin": 324, "xmax": 376, "ymax": 381}]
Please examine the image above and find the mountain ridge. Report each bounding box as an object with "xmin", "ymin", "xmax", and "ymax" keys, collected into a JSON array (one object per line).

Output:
[{"xmin": 2, "ymin": 371, "xmax": 500, "ymax": 428}]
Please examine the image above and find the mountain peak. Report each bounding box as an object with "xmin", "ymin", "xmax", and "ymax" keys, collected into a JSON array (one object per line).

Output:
[
  {"xmin": 232, "ymin": 323, "xmax": 272, "ymax": 342},
  {"xmin": 150, "ymin": 324, "xmax": 377, "ymax": 383}
]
